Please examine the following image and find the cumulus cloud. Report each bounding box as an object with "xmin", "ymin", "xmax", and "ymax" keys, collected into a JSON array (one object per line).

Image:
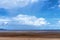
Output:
[
  {"xmin": 0, "ymin": 14, "xmax": 49, "ymax": 26},
  {"xmin": 0, "ymin": 0, "xmax": 39, "ymax": 9}
]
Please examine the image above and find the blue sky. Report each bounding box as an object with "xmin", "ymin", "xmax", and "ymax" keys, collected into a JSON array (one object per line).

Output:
[{"xmin": 0, "ymin": 0, "xmax": 60, "ymax": 30}]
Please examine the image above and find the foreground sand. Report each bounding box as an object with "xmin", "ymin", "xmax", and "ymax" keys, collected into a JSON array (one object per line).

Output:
[{"xmin": 0, "ymin": 37, "xmax": 60, "ymax": 40}]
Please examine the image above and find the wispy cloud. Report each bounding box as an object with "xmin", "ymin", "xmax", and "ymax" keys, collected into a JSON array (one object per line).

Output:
[
  {"xmin": 0, "ymin": 0, "xmax": 39, "ymax": 9},
  {"xmin": 58, "ymin": 4, "xmax": 60, "ymax": 8},
  {"xmin": 0, "ymin": 18, "xmax": 10, "ymax": 25},
  {"xmin": 0, "ymin": 0, "xmax": 48, "ymax": 9},
  {"xmin": 31, "ymin": 0, "xmax": 39, "ymax": 3}
]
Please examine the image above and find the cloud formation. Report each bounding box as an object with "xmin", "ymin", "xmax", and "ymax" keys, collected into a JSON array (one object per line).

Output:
[
  {"xmin": 0, "ymin": 0, "xmax": 48, "ymax": 9},
  {"xmin": 0, "ymin": 14, "xmax": 49, "ymax": 26},
  {"xmin": 0, "ymin": 0, "xmax": 39, "ymax": 9},
  {"xmin": 13, "ymin": 14, "xmax": 49, "ymax": 26}
]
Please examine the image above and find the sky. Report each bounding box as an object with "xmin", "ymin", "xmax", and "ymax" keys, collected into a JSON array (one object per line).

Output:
[{"xmin": 0, "ymin": 0, "xmax": 60, "ymax": 30}]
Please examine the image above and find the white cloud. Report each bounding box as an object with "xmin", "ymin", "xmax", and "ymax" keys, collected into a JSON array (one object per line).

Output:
[
  {"xmin": 13, "ymin": 14, "xmax": 49, "ymax": 26},
  {"xmin": 0, "ymin": 14, "xmax": 49, "ymax": 26},
  {"xmin": 0, "ymin": 0, "xmax": 48, "ymax": 9},
  {"xmin": 34, "ymin": 18, "xmax": 48, "ymax": 26},
  {"xmin": 0, "ymin": 0, "xmax": 39, "ymax": 9},
  {"xmin": 0, "ymin": 0, "xmax": 30, "ymax": 8}
]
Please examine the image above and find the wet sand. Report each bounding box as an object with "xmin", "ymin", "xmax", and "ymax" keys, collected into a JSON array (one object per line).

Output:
[
  {"xmin": 0, "ymin": 31, "xmax": 59, "ymax": 37},
  {"xmin": 0, "ymin": 31, "xmax": 60, "ymax": 40}
]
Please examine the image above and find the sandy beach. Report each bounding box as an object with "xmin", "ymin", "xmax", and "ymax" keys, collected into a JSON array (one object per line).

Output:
[{"xmin": 0, "ymin": 37, "xmax": 60, "ymax": 40}]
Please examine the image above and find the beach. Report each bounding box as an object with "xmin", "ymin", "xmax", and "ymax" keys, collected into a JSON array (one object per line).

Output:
[{"xmin": 0, "ymin": 37, "xmax": 60, "ymax": 40}]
